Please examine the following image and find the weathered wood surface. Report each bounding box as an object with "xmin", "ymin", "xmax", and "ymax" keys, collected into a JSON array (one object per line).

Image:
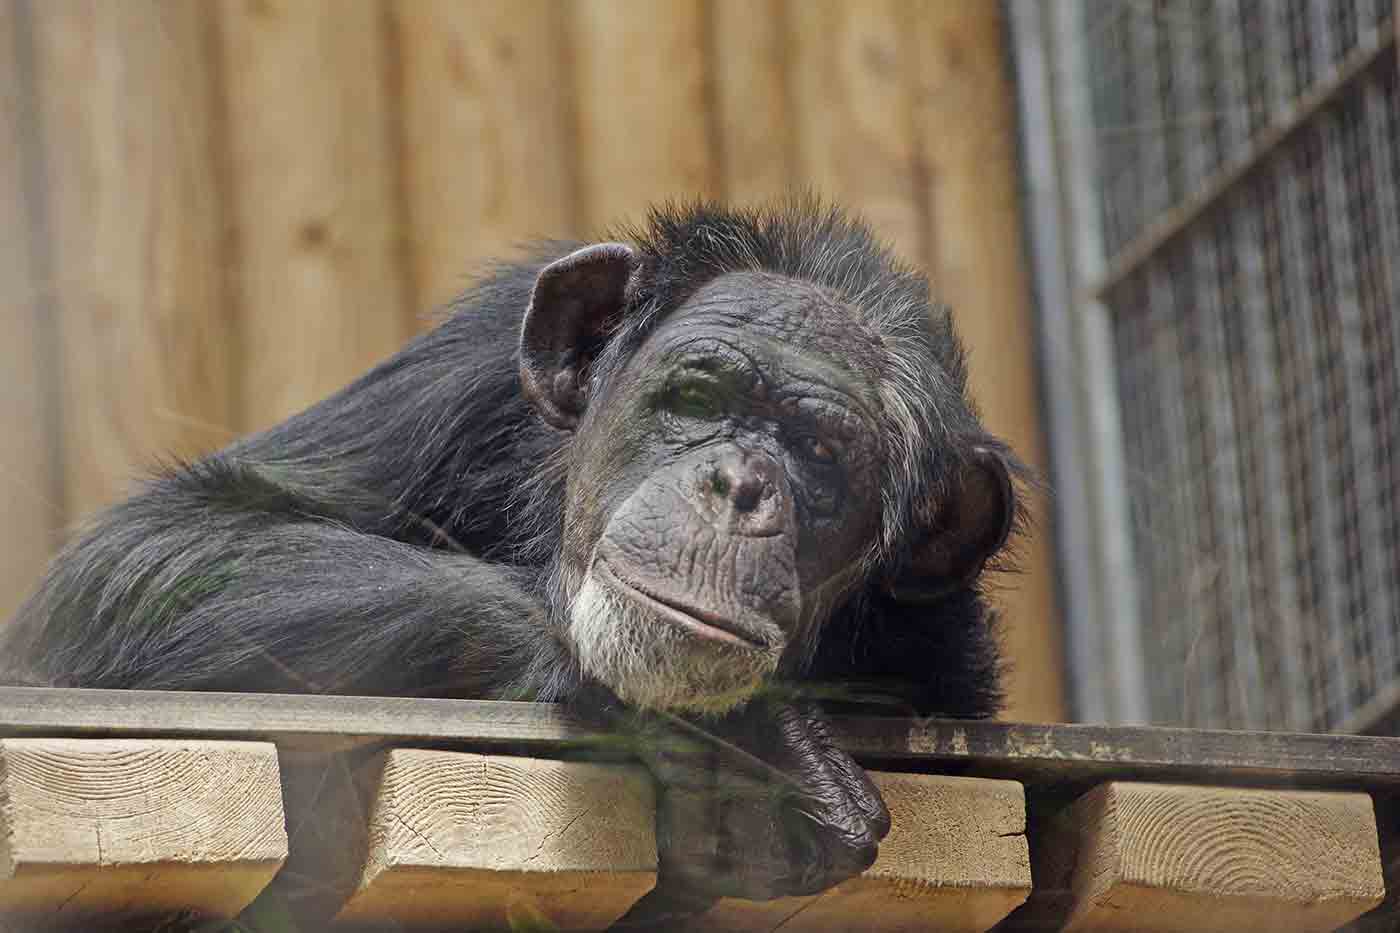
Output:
[
  {"xmin": 217, "ymin": 0, "xmax": 412, "ymax": 432},
  {"xmin": 709, "ymin": 0, "xmax": 795, "ymax": 204},
  {"xmin": 334, "ymin": 750, "xmax": 656, "ymax": 930},
  {"xmin": 1341, "ymin": 793, "xmax": 1400, "ymax": 933},
  {"xmin": 4, "ymin": 688, "xmax": 1400, "ymax": 791},
  {"xmin": 570, "ymin": 0, "xmax": 717, "ymax": 228},
  {"xmin": 0, "ymin": 738, "xmax": 287, "ymax": 927},
  {"xmin": 696, "ymin": 773, "xmax": 1031, "ymax": 933},
  {"xmin": 788, "ymin": 0, "xmax": 924, "ymax": 268},
  {"xmin": 391, "ymin": 0, "xmax": 577, "ymax": 315},
  {"xmin": 1049, "ymin": 782, "xmax": 1384, "ymax": 932},
  {"xmin": 25, "ymin": 0, "xmax": 235, "ymax": 516},
  {"xmin": 0, "ymin": 0, "xmax": 58, "ymax": 623}
]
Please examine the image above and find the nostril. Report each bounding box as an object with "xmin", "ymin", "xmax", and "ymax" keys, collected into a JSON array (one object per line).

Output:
[
  {"xmin": 711, "ymin": 461, "xmax": 766, "ymax": 512},
  {"xmin": 731, "ymin": 477, "xmax": 763, "ymax": 513},
  {"xmin": 711, "ymin": 470, "xmax": 731, "ymax": 499}
]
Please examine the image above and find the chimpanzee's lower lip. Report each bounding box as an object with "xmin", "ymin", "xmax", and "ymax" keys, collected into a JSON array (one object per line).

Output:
[{"xmin": 594, "ymin": 561, "xmax": 766, "ymax": 649}]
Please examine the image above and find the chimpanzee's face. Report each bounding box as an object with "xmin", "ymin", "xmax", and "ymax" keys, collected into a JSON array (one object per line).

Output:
[{"xmin": 563, "ymin": 272, "xmax": 887, "ymax": 713}]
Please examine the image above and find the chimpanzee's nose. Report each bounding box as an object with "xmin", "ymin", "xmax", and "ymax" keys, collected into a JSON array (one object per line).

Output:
[{"xmin": 708, "ymin": 453, "xmax": 784, "ymax": 534}]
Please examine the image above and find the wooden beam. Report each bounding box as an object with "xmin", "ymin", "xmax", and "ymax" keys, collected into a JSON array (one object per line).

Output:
[
  {"xmin": 1053, "ymin": 782, "xmax": 1384, "ymax": 932},
  {"xmin": 0, "ymin": 738, "xmax": 286, "ymax": 926},
  {"xmin": 697, "ymin": 773, "xmax": 1031, "ymax": 932},
  {"xmin": 26, "ymin": 0, "xmax": 236, "ymax": 519},
  {"xmin": 217, "ymin": 0, "xmax": 412, "ymax": 432},
  {"xmin": 5, "ymin": 688, "xmax": 1400, "ymax": 793},
  {"xmin": 334, "ymin": 750, "xmax": 656, "ymax": 930},
  {"xmin": 569, "ymin": 0, "xmax": 717, "ymax": 229},
  {"xmin": 390, "ymin": 0, "xmax": 578, "ymax": 315}
]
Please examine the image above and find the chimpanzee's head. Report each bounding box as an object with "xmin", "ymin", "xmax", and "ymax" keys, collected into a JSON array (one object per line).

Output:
[{"xmin": 519, "ymin": 203, "xmax": 1019, "ymax": 714}]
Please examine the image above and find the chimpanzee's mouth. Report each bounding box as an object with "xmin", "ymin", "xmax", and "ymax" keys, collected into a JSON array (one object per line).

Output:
[{"xmin": 594, "ymin": 561, "xmax": 767, "ymax": 649}]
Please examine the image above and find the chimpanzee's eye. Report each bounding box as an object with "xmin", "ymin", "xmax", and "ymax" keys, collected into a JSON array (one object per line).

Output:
[
  {"xmin": 665, "ymin": 379, "xmax": 721, "ymax": 418},
  {"xmin": 795, "ymin": 434, "xmax": 838, "ymax": 465}
]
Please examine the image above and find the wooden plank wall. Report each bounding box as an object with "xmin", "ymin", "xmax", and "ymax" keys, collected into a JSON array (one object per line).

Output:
[{"xmin": 0, "ymin": 0, "xmax": 1065, "ymax": 721}]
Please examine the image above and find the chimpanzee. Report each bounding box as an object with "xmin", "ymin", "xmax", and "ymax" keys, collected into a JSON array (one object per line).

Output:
[{"xmin": 1, "ymin": 199, "xmax": 1025, "ymax": 915}]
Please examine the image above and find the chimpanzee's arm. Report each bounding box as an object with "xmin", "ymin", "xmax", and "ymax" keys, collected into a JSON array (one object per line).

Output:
[{"xmin": 2, "ymin": 460, "xmax": 571, "ymax": 699}]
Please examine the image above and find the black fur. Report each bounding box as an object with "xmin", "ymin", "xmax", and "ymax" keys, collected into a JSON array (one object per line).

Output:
[{"xmin": 2, "ymin": 198, "xmax": 1011, "ymax": 718}]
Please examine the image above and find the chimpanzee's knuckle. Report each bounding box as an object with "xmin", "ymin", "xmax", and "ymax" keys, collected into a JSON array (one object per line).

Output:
[
  {"xmin": 869, "ymin": 794, "xmax": 893, "ymax": 840},
  {"xmin": 844, "ymin": 832, "xmax": 881, "ymax": 873},
  {"xmin": 782, "ymin": 852, "xmax": 866, "ymax": 898},
  {"xmin": 824, "ymin": 824, "xmax": 881, "ymax": 877}
]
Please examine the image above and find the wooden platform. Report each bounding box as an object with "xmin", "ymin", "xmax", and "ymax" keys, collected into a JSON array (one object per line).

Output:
[{"xmin": 0, "ymin": 687, "xmax": 1397, "ymax": 932}]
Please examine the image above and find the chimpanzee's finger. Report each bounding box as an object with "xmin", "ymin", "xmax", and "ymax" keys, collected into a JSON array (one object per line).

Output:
[{"xmin": 803, "ymin": 706, "xmax": 891, "ymax": 840}]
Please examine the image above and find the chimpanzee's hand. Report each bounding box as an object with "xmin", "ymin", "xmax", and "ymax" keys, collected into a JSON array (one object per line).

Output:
[{"xmin": 600, "ymin": 690, "xmax": 890, "ymax": 903}]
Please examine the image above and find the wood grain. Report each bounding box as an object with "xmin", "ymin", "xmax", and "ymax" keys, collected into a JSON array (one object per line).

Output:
[
  {"xmin": 0, "ymin": 0, "xmax": 58, "ymax": 618},
  {"xmin": 26, "ymin": 0, "xmax": 235, "ymax": 520},
  {"xmin": 788, "ymin": 0, "xmax": 924, "ymax": 266},
  {"xmin": 0, "ymin": 738, "xmax": 286, "ymax": 925},
  {"xmin": 335, "ymin": 749, "xmax": 656, "ymax": 930},
  {"xmin": 697, "ymin": 772, "xmax": 1031, "ymax": 933},
  {"xmin": 1059, "ymin": 782, "xmax": 1384, "ymax": 932},
  {"xmin": 709, "ymin": 0, "xmax": 795, "ymax": 205},
  {"xmin": 391, "ymin": 0, "xmax": 577, "ymax": 315},
  {"xmin": 906, "ymin": 0, "xmax": 1065, "ymax": 723},
  {"xmin": 569, "ymin": 0, "xmax": 717, "ymax": 229},
  {"xmin": 217, "ymin": 0, "xmax": 411, "ymax": 431}
]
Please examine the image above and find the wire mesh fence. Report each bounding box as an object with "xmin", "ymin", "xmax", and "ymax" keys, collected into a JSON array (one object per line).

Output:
[{"xmin": 1085, "ymin": 1, "xmax": 1399, "ymax": 732}]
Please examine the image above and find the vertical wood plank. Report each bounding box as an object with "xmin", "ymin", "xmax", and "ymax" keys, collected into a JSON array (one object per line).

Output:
[
  {"xmin": 218, "ymin": 0, "xmax": 411, "ymax": 431},
  {"xmin": 788, "ymin": 0, "xmax": 925, "ymax": 265},
  {"xmin": 908, "ymin": 0, "xmax": 1066, "ymax": 722},
  {"xmin": 391, "ymin": 0, "xmax": 577, "ymax": 315},
  {"xmin": 710, "ymin": 0, "xmax": 795, "ymax": 204},
  {"xmin": 27, "ymin": 0, "xmax": 235, "ymax": 520},
  {"xmin": 0, "ymin": 0, "xmax": 58, "ymax": 616},
  {"xmin": 569, "ymin": 0, "xmax": 717, "ymax": 229}
]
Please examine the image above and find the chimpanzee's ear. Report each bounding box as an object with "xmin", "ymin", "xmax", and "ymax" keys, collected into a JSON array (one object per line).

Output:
[
  {"xmin": 883, "ymin": 445, "xmax": 1017, "ymax": 604},
  {"xmin": 520, "ymin": 242, "xmax": 642, "ymax": 430}
]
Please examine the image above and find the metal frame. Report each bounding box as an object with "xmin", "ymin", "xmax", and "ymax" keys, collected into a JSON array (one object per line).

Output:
[
  {"xmin": 1007, "ymin": 0, "xmax": 1148, "ymax": 724},
  {"xmin": 1010, "ymin": 0, "xmax": 1400, "ymax": 731}
]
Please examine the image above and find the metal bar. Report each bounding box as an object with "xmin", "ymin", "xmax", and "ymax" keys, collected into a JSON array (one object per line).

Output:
[
  {"xmin": 1322, "ymin": 99, "xmax": 1384, "ymax": 717},
  {"xmin": 1090, "ymin": 23, "xmax": 1395, "ymax": 301},
  {"xmin": 1234, "ymin": 181, "xmax": 1310, "ymax": 732},
  {"xmin": 3, "ymin": 686, "xmax": 1400, "ymax": 789},
  {"xmin": 1046, "ymin": 0, "xmax": 1149, "ymax": 724},
  {"xmin": 1362, "ymin": 67, "xmax": 1400, "ymax": 693},
  {"xmin": 1214, "ymin": 0, "xmax": 1251, "ymax": 164},
  {"xmin": 1135, "ymin": 0, "xmax": 1172, "ymax": 235},
  {"xmin": 1169, "ymin": 0, "xmax": 1216, "ymax": 190},
  {"xmin": 1145, "ymin": 257, "xmax": 1216, "ymax": 726},
  {"xmin": 1193, "ymin": 223, "xmax": 1263, "ymax": 728},
  {"xmin": 1007, "ymin": 0, "xmax": 1108, "ymax": 723},
  {"xmin": 1279, "ymin": 139, "xmax": 1356, "ymax": 729}
]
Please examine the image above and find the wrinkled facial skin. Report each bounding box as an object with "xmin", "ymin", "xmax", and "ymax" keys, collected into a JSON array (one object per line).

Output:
[{"xmin": 564, "ymin": 272, "xmax": 886, "ymax": 714}]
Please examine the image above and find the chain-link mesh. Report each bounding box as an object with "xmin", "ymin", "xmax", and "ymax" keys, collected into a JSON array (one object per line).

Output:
[{"xmin": 1087, "ymin": 1, "xmax": 1399, "ymax": 731}]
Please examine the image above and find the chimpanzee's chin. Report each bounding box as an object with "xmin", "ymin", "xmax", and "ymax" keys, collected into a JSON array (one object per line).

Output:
[{"xmin": 568, "ymin": 572, "xmax": 779, "ymax": 714}]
